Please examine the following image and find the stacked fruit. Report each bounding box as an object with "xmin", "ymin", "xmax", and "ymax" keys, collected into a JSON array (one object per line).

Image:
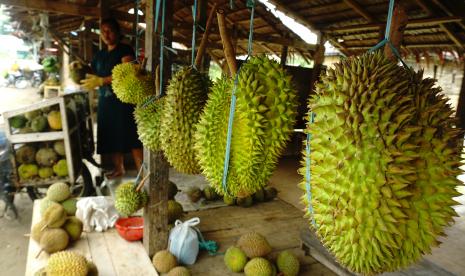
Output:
[
  {"xmin": 34, "ymin": 251, "xmax": 98, "ymax": 276},
  {"xmin": 152, "ymin": 250, "xmax": 192, "ymax": 276},
  {"xmin": 31, "ymin": 182, "xmax": 83, "ymax": 256}
]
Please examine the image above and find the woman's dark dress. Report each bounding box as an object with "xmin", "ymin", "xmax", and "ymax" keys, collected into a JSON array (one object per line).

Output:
[{"xmin": 91, "ymin": 43, "xmax": 142, "ymax": 154}]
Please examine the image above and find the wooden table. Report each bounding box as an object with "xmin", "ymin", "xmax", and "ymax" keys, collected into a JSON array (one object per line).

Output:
[{"xmin": 25, "ymin": 200, "xmax": 158, "ymax": 276}]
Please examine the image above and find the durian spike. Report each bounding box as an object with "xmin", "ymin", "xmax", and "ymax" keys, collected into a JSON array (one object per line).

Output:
[
  {"xmin": 136, "ymin": 173, "xmax": 151, "ymax": 192},
  {"xmin": 35, "ymin": 249, "xmax": 43, "ymax": 259},
  {"xmin": 194, "ymin": 2, "xmax": 218, "ymax": 68},
  {"xmin": 217, "ymin": 8, "xmax": 237, "ymax": 76}
]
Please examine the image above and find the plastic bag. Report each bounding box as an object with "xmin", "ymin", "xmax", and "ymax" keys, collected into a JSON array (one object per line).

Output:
[{"xmin": 168, "ymin": 217, "xmax": 200, "ymax": 265}]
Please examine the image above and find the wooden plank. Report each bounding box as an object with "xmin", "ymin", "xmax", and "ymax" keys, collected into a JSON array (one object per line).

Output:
[
  {"xmin": 103, "ymin": 230, "xmax": 158, "ymax": 276},
  {"xmin": 384, "ymin": 1, "xmax": 408, "ymax": 61},
  {"xmin": 86, "ymin": 232, "xmax": 117, "ymax": 276},
  {"xmin": 7, "ymin": 132, "xmax": 65, "ymax": 144},
  {"xmin": 342, "ymin": 0, "xmax": 375, "ymax": 22},
  {"xmin": 0, "ymin": 0, "xmax": 99, "ymax": 17}
]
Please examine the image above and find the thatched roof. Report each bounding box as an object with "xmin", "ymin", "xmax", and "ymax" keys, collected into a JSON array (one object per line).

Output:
[{"xmin": 1, "ymin": 0, "xmax": 464, "ymax": 63}]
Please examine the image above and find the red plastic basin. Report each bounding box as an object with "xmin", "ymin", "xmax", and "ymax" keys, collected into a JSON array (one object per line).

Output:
[{"xmin": 115, "ymin": 217, "xmax": 144, "ymax": 241}]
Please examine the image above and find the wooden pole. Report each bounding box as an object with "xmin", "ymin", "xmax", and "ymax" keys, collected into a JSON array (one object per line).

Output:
[
  {"xmin": 142, "ymin": 0, "xmax": 172, "ymax": 257},
  {"xmin": 384, "ymin": 1, "xmax": 408, "ymax": 61},
  {"xmin": 455, "ymin": 61, "xmax": 465, "ymax": 129},
  {"xmin": 310, "ymin": 34, "xmax": 326, "ymax": 92},
  {"xmin": 217, "ymin": 9, "xmax": 237, "ymax": 76},
  {"xmin": 194, "ymin": 3, "xmax": 218, "ymax": 68},
  {"xmin": 280, "ymin": 45, "xmax": 288, "ymax": 67}
]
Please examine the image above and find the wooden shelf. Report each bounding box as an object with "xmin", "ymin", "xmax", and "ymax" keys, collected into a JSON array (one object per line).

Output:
[{"xmin": 8, "ymin": 131, "xmax": 65, "ymax": 144}]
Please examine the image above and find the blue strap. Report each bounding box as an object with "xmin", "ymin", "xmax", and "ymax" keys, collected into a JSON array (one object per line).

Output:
[
  {"xmin": 368, "ymin": 0, "xmax": 407, "ymax": 66},
  {"xmin": 159, "ymin": 0, "xmax": 166, "ymax": 97},
  {"xmin": 154, "ymin": 0, "xmax": 162, "ymax": 32},
  {"xmin": 305, "ymin": 112, "xmax": 317, "ymax": 227},
  {"xmin": 221, "ymin": 3, "xmax": 256, "ymax": 196},
  {"xmin": 194, "ymin": 227, "xmax": 220, "ymax": 255},
  {"xmin": 191, "ymin": 0, "xmax": 198, "ymax": 66}
]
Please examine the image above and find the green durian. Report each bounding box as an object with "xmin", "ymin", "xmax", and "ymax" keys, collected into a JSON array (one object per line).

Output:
[
  {"xmin": 244, "ymin": 257, "xmax": 273, "ymax": 276},
  {"xmin": 195, "ymin": 56, "xmax": 297, "ymax": 197},
  {"xmin": 224, "ymin": 246, "xmax": 248, "ymax": 272},
  {"xmin": 46, "ymin": 251, "xmax": 88, "ymax": 276},
  {"xmin": 111, "ymin": 63, "xmax": 155, "ymax": 105},
  {"xmin": 160, "ymin": 66, "xmax": 211, "ymax": 174},
  {"xmin": 114, "ymin": 182, "xmax": 147, "ymax": 216},
  {"xmin": 134, "ymin": 97, "xmax": 164, "ymax": 151},
  {"xmin": 299, "ymin": 51, "xmax": 464, "ymax": 274}
]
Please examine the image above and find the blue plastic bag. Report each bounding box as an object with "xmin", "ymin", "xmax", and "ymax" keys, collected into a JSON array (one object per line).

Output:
[{"xmin": 168, "ymin": 217, "xmax": 200, "ymax": 265}]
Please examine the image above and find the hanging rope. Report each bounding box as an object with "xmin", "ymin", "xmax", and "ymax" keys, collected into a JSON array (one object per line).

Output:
[
  {"xmin": 191, "ymin": 0, "xmax": 198, "ymax": 66},
  {"xmin": 368, "ymin": 0, "xmax": 407, "ymax": 67},
  {"xmin": 221, "ymin": 1, "xmax": 256, "ymax": 196},
  {"xmin": 134, "ymin": 0, "xmax": 140, "ymax": 58},
  {"xmin": 305, "ymin": 112, "xmax": 317, "ymax": 228}
]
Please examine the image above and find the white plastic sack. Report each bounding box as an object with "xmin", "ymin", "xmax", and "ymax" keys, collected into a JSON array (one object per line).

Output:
[
  {"xmin": 168, "ymin": 217, "xmax": 200, "ymax": 265},
  {"xmin": 76, "ymin": 196, "xmax": 119, "ymax": 232}
]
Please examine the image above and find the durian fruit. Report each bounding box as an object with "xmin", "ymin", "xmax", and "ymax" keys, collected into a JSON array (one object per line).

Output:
[
  {"xmin": 36, "ymin": 148, "xmax": 58, "ymax": 167},
  {"xmin": 40, "ymin": 198, "xmax": 59, "ymax": 215},
  {"xmin": 203, "ymin": 186, "xmax": 219, "ymax": 201},
  {"xmin": 167, "ymin": 266, "xmax": 191, "ymax": 276},
  {"xmin": 31, "ymin": 220, "xmax": 47, "ymax": 242},
  {"xmin": 61, "ymin": 198, "xmax": 77, "ymax": 215},
  {"xmin": 25, "ymin": 110, "xmax": 41, "ymax": 120},
  {"xmin": 18, "ymin": 164, "xmax": 38, "ymax": 180},
  {"xmin": 46, "ymin": 251, "xmax": 88, "ymax": 276},
  {"xmin": 134, "ymin": 97, "xmax": 164, "ymax": 151},
  {"xmin": 47, "ymin": 110, "xmax": 62, "ymax": 130},
  {"xmin": 160, "ymin": 66, "xmax": 211, "ymax": 174},
  {"xmin": 63, "ymin": 217, "xmax": 83, "ymax": 241},
  {"xmin": 168, "ymin": 200, "xmax": 183, "ymax": 224},
  {"xmin": 244, "ymin": 257, "xmax": 273, "ymax": 276},
  {"xmin": 43, "ymin": 204, "xmax": 67, "ymax": 228},
  {"xmin": 237, "ymin": 196, "xmax": 253, "ymax": 207},
  {"xmin": 299, "ymin": 51, "xmax": 464, "ymax": 275},
  {"xmin": 223, "ymin": 195, "xmax": 236, "ymax": 206},
  {"xmin": 224, "ymin": 246, "xmax": 248, "ymax": 272},
  {"xmin": 38, "ymin": 167, "xmax": 54, "ymax": 178},
  {"xmin": 112, "ymin": 63, "xmax": 154, "ymax": 105},
  {"xmin": 10, "ymin": 115, "xmax": 27, "ymax": 129},
  {"xmin": 186, "ymin": 187, "xmax": 202, "ymax": 203},
  {"xmin": 87, "ymin": 260, "xmax": 99, "ymax": 276},
  {"xmin": 53, "ymin": 159, "xmax": 68, "ymax": 177},
  {"xmin": 237, "ymin": 232, "xmax": 272, "ymax": 258},
  {"xmin": 39, "ymin": 228, "xmax": 69, "ymax": 254},
  {"xmin": 264, "ymin": 187, "xmax": 278, "ymax": 201},
  {"xmin": 195, "ymin": 56, "xmax": 297, "ymax": 197},
  {"xmin": 114, "ymin": 182, "xmax": 147, "ymax": 216},
  {"xmin": 253, "ymin": 188, "xmax": 265, "ymax": 202},
  {"xmin": 152, "ymin": 250, "xmax": 177, "ymax": 273},
  {"xmin": 15, "ymin": 145, "xmax": 36, "ymax": 164},
  {"xmin": 31, "ymin": 116, "xmax": 48, "ymax": 132},
  {"xmin": 53, "ymin": 141, "xmax": 66, "ymax": 156},
  {"xmin": 47, "ymin": 182, "xmax": 71, "ymax": 202},
  {"xmin": 276, "ymin": 250, "xmax": 300, "ymax": 276}
]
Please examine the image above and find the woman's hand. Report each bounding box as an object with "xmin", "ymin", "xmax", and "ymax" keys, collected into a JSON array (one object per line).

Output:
[{"xmin": 81, "ymin": 74, "xmax": 104, "ymax": 90}]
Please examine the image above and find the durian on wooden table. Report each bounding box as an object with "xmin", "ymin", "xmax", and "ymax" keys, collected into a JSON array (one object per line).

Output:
[{"xmin": 25, "ymin": 199, "xmax": 158, "ymax": 276}]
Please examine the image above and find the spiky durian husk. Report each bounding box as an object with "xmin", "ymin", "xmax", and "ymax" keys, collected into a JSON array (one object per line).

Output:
[
  {"xmin": 195, "ymin": 56, "xmax": 298, "ymax": 197},
  {"xmin": 112, "ymin": 63, "xmax": 154, "ymax": 105},
  {"xmin": 114, "ymin": 182, "xmax": 147, "ymax": 216},
  {"xmin": 299, "ymin": 51, "xmax": 463, "ymax": 275},
  {"xmin": 134, "ymin": 98, "xmax": 164, "ymax": 151},
  {"xmin": 160, "ymin": 66, "xmax": 211, "ymax": 174}
]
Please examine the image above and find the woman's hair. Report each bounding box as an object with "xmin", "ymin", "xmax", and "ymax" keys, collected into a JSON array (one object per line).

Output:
[{"xmin": 101, "ymin": 18, "xmax": 121, "ymax": 35}]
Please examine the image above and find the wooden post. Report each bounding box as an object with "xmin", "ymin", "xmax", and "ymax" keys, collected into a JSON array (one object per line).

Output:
[
  {"xmin": 83, "ymin": 21, "xmax": 93, "ymax": 62},
  {"xmin": 310, "ymin": 34, "xmax": 326, "ymax": 92},
  {"xmin": 455, "ymin": 61, "xmax": 465, "ymax": 129},
  {"xmin": 142, "ymin": 0, "xmax": 173, "ymax": 257},
  {"xmin": 384, "ymin": 1, "xmax": 407, "ymax": 61},
  {"xmin": 217, "ymin": 9, "xmax": 237, "ymax": 76},
  {"xmin": 280, "ymin": 45, "xmax": 288, "ymax": 67}
]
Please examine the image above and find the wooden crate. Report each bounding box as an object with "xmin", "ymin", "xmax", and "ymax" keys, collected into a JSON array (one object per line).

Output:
[{"xmin": 2, "ymin": 92, "xmax": 91, "ymax": 186}]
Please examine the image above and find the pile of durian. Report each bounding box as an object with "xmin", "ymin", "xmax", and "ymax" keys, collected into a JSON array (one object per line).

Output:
[
  {"xmin": 224, "ymin": 232, "xmax": 300, "ymax": 276},
  {"xmin": 32, "ymin": 182, "xmax": 83, "ymax": 256},
  {"xmin": 300, "ymin": 51, "xmax": 464, "ymax": 274},
  {"xmin": 152, "ymin": 250, "xmax": 192, "ymax": 276}
]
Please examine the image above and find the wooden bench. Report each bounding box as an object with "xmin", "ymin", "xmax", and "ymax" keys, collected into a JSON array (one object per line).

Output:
[
  {"xmin": 25, "ymin": 199, "xmax": 158, "ymax": 276},
  {"xmin": 300, "ymin": 228, "xmax": 456, "ymax": 276}
]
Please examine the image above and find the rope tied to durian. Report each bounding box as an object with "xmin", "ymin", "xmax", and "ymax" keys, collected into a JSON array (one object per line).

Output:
[
  {"xmin": 305, "ymin": 112, "xmax": 317, "ymax": 228},
  {"xmin": 368, "ymin": 0, "xmax": 407, "ymax": 67},
  {"xmin": 221, "ymin": 0, "xmax": 255, "ymax": 197},
  {"xmin": 191, "ymin": 0, "xmax": 198, "ymax": 67}
]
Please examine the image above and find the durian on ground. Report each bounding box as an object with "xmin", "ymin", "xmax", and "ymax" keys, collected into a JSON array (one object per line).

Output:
[
  {"xmin": 299, "ymin": 51, "xmax": 464, "ymax": 275},
  {"xmin": 195, "ymin": 56, "xmax": 298, "ymax": 197}
]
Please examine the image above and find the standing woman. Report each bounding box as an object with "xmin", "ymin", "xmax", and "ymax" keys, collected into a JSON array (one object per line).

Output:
[{"xmin": 81, "ymin": 18, "xmax": 143, "ymax": 178}]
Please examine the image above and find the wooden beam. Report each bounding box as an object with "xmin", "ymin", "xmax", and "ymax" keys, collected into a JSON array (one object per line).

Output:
[
  {"xmin": 324, "ymin": 16, "xmax": 464, "ymax": 32},
  {"xmin": 49, "ymin": 29, "xmax": 86, "ymax": 64},
  {"xmin": 265, "ymin": 0, "xmax": 320, "ymax": 36},
  {"xmin": 347, "ymin": 42, "xmax": 456, "ymax": 49},
  {"xmin": 343, "ymin": 0, "xmax": 375, "ymax": 22},
  {"xmin": 310, "ymin": 34, "xmax": 326, "ymax": 92},
  {"xmin": 440, "ymin": 24, "xmax": 464, "ymax": 48},
  {"xmin": 0, "ymin": 0, "xmax": 99, "ymax": 17},
  {"xmin": 384, "ymin": 1, "xmax": 408, "ymax": 61},
  {"xmin": 280, "ymin": 45, "xmax": 288, "ymax": 66}
]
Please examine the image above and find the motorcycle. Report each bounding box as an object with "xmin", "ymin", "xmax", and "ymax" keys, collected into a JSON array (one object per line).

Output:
[{"xmin": 0, "ymin": 129, "xmax": 18, "ymax": 219}]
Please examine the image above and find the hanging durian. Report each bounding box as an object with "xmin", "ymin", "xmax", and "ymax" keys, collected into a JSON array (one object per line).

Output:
[
  {"xmin": 195, "ymin": 56, "xmax": 298, "ymax": 197},
  {"xmin": 134, "ymin": 98, "xmax": 164, "ymax": 151},
  {"xmin": 299, "ymin": 51, "xmax": 463, "ymax": 274},
  {"xmin": 112, "ymin": 63, "xmax": 154, "ymax": 105},
  {"xmin": 159, "ymin": 67, "xmax": 211, "ymax": 174}
]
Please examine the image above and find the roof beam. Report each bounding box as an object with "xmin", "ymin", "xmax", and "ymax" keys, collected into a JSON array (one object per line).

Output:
[
  {"xmin": 342, "ymin": 0, "xmax": 375, "ymax": 22},
  {"xmin": 0, "ymin": 0, "xmax": 99, "ymax": 17},
  {"xmin": 265, "ymin": 0, "xmax": 320, "ymax": 35},
  {"xmin": 324, "ymin": 16, "xmax": 464, "ymax": 32}
]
